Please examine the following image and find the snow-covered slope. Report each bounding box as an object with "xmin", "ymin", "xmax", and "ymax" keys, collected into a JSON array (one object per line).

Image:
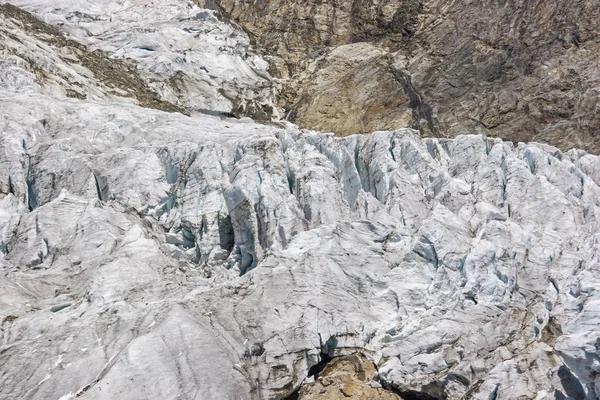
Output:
[{"xmin": 1, "ymin": 2, "xmax": 600, "ymax": 400}]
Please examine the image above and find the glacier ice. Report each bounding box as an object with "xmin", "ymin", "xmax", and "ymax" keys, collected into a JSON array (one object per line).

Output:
[
  {"xmin": 0, "ymin": 92, "xmax": 599, "ymax": 399},
  {"xmin": 1, "ymin": 1, "xmax": 600, "ymax": 399}
]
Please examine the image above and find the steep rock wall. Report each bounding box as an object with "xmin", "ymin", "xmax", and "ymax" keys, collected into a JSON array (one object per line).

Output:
[{"xmin": 197, "ymin": 0, "xmax": 600, "ymax": 152}]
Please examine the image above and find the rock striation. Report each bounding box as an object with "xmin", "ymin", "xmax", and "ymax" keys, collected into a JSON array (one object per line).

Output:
[{"xmin": 1, "ymin": 1, "xmax": 600, "ymax": 400}]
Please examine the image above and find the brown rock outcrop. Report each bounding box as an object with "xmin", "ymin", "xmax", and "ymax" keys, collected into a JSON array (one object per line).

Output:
[
  {"xmin": 293, "ymin": 354, "xmax": 403, "ymax": 400},
  {"xmin": 197, "ymin": 0, "xmax": 600, "ymax": 152}
]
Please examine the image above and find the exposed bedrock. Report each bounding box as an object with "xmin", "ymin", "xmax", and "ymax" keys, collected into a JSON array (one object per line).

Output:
[{"xmin": 197, "ymin": 0, "xmax": 600, "ymax": 153}]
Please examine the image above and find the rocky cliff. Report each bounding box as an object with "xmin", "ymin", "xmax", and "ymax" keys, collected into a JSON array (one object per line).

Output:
[
  {"xmin": 1, "ymin": 1, "xmax": 600, "ymax": 400},
  {"xmin": 198, "ymin": 0, "xmax": 600, "ymax": 153}
]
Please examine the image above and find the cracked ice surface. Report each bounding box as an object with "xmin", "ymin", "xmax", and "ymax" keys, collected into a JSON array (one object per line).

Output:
[
  {"xmin": 1, "ymin": 0, "xmax": 278, "ymax": 117},
  {"xmin": 1, "ymin": 90, "xmax": 600, "ymax": 399}
]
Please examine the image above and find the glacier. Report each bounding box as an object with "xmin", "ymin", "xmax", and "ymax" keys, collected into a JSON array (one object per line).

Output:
[{"xmin": 0, "ymin": 1, "xmax": 600, "ymax": 399}]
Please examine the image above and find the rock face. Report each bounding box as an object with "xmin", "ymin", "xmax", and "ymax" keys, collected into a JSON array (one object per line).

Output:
[
  {"xmin": 1, "ymin": 2, "xmax": 600, "ymax": 400},
  {"xmin": 198, "ymin": 0, "xmax": 600, "ymax": 152}
]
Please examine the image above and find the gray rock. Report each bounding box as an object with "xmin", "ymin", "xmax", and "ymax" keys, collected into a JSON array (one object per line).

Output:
[{"xmin": 199, "ymin": 0, "xmax": 600, "ymax": 153}]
